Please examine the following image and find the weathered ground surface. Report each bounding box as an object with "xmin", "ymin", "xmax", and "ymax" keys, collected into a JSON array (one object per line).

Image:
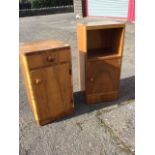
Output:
[{"xmin": 19, "ymin": 13, "xmax": 135, "ymax": 155}]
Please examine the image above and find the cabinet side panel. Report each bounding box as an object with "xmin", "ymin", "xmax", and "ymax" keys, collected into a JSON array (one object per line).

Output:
[
  {"xmin": 20, "ymin": 53, "xmax": 40, "ymax": 122},
  {"xmin": 77, "ymin": 25, "xmax": 87, "ymax": 91},
  {"xmin": 69, "ymin": 49, "xmax": 74, "ymax": 106},
  {"xmin": 119, "ymin": 27, "xmax": 125, "ymax": 56}
]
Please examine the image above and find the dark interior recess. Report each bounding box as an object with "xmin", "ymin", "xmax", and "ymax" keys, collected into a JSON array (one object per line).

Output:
[{"xmin": 87, "ymin": 28, "xmax": 123, "ymax": 59}]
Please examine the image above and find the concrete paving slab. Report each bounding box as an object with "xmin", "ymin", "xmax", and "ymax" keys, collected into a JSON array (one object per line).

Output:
[
  {"xmin": 20, "ymin": 115, "xmax": 133, "ymax": 155},
  {"xmin": 98, "ymin": 102, "xmax": 135, "ymax": 153}
]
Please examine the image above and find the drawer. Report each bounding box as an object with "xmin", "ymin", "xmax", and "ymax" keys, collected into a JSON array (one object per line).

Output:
[
  {"xmin": 57, "ymin": 48, "xmax": 71, "ymax": 63},
  {"xmin": 26, "ymin": 50, "xmax": 58, "ymax": 70},
  {"xmin": 26, "ymin": 48, "xmax": 71, "ymax": 70}
]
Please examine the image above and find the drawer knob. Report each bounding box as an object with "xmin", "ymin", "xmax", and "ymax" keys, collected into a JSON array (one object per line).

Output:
[
  {"xmin": 47, "ymin": 56, "xmax": 54, "ymax": 62},
  {"xmin": 35, "ymin": 79, "xmax": 42, "ymax": 85},
  {"xmin": 90, "ymin": 78, "xmax": 94, "ymax": 82}
]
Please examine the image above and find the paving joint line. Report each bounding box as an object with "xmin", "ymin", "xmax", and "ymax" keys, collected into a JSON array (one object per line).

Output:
[{"xmin": 96, "ymin": 116, "xmax": 135, "ymax": 155}]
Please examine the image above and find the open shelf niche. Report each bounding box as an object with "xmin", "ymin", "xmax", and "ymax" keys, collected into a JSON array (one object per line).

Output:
[{"xmin": 87, "ymin": 28, "xmax": 123, "ymax": 59}]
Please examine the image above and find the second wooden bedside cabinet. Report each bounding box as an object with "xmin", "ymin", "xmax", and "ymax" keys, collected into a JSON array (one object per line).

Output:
[
  {"xmin": 77, "ymin": 22, "xmax": 125, "ymax": 104},
  {"xmin": 20, "ymin": 40, "xmax": 74, "ymax": 125}
]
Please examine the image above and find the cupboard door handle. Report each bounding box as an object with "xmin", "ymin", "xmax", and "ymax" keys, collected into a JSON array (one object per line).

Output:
[
  {"xmin": 47, "ymin": 56, "xmax": 55, "ymax": 62},
  {"xmin": 89, "ymin": 77, "xmax": 94, "ymax": 82},
  {"xmin": 35, "ymin": 78, "xmax": 42, "ymax": 85}
]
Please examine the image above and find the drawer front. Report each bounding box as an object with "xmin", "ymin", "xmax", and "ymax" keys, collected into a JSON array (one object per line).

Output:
[
  {"xmin": 26, "ymin": 48, "xmax": 70, "ymax": 70},
  {"xmin": 57, "ymin": 48, "xmax": 71, "ymax": 63},
  {"xmin": 27, "ymin": 50, "xmax": 58, "ymax": 70},
  {"xmin": 86, "ymin": 58, "xmax": 121, "ymax": 95}
]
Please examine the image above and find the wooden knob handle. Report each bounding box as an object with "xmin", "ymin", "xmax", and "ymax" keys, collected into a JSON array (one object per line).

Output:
[
  {"xmin": 90, "ymin": 77, "xmax": 94, "ymax": 82},
  {"xmin": 47, "ymin": 56, "xmax": 54, "ymax": 62},
  {"xmin": 35, "ymin": 79, "xmax": 42, "ymax": 85}
]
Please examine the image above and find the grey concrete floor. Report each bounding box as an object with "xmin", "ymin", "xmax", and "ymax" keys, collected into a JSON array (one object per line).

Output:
[{"xmin": 19, "ymin": 13, "xmax": 135, "ymax": 155}]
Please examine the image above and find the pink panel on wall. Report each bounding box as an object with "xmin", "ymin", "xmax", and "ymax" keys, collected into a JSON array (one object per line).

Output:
[{"xmin": 128, "ymin": 0, "xmax": 135, "ymax": 22}]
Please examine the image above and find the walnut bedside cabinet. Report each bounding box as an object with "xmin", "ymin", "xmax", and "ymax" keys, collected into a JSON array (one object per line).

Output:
[
  {"xmin": 77, "ymin": 22, "xmax": 125, "ymax": 104},
  {"xmin": 20, "ymin": 40, "xmax": 74, "ymax": 125}
]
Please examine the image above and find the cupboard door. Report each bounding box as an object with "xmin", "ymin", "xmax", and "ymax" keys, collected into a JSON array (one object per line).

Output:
[
  {"xmin": 86, "ymin": 58, "xmax": 121, "ymax": 103},
  {"xmin": 30, "ymin": 63, "xmax": 73, "ymax": 123}
]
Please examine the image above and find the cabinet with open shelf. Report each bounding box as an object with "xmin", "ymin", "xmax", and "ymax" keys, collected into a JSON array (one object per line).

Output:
[{"xmin": 77, "ymin": 22, "xmax": 125, "ymax": 104}]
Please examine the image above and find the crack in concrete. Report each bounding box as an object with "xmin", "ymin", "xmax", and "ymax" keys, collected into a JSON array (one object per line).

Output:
[
  {"xmin": 76, "ymin": 122, "xmax": 83, "ymax": 131},
  {"xmin": 96, "ymin": 116, "xmax": 135, "ymax": 155},
  {"xmin": 75, "ymin": 119, "xmax": 90, "ymax": 131}
]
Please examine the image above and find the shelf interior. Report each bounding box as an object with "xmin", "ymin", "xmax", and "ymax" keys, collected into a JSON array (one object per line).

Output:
[
  {"xmin": 87, "ymin": 28, "xmax": 123, "ymax": 59},
  {"xmin": 87, "ymin": 48, "xmax": 119, "ymax": 60}
]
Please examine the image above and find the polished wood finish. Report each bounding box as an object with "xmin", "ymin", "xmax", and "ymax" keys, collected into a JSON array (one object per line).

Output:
[
  {"xmin": 20, "ymin": 40, "xmax": 74, "ymax": 125},
  {"xmin": 86, "ymin": 58, "xmax": 121, "ymax": 104},
  {"xmin": 77, "ymin": 22, "xmax": 125, "ymax": 104},
  {"xmin": 77, "ymin": 24, "xmax": 87, "ymax": 91}
]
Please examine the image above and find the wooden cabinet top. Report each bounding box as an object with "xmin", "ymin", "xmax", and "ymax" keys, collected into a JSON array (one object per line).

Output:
[
  {"xmin": 20, "ymin": 40, "xmax": 70, "ymax": 55},
  {"xmin": 77, "ymin": 21, "xmax": 125, "ymax": 30}
]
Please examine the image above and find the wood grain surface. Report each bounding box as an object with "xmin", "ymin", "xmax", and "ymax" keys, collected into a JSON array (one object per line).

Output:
[
  {"xmin": 20, "ymin": 40, "xmax": 74, "ymax": 125},
  {"xmin": 77, "ymin": 22, "xmax": 125, "ymax": 104},
  {"xmin": 86, "ymin": 58, "xmax": 121, "ymax": 104}
]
